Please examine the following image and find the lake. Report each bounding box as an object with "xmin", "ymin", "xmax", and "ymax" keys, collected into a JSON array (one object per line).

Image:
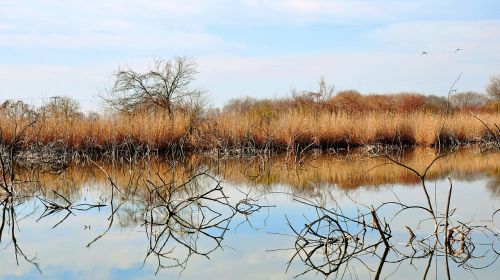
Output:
[{"xmin": 1, "ymin": 148, "xmax": 499, "ymax": 279}]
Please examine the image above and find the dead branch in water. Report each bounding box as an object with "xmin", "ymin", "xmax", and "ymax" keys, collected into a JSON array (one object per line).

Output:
[
  {"xmin": 0, "ymin": 197, "xmax": 41, "ymax": 273},
  {"xmin": 142, "ymin": 170, "xmax": 236, "ymax": 274},
  {"xmin": 36, "ymin": 190, "xmax": 105, "ymax": 228},
  {"xmin": 279, "ymin": 180, "xmax": 500, "ymax": 279}
]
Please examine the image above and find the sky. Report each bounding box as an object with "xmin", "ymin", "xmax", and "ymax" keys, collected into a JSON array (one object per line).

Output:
[{"xmin": 0, "ymin": 0, "xmax": 499, "ymax": 111}]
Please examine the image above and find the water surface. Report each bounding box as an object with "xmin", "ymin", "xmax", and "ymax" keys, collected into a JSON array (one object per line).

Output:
[{"xmin": 1, "ymin": 148, "xmax": 499, "ymax": 279}]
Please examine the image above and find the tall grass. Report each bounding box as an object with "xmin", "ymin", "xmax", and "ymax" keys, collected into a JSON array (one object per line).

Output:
[
  {"xmin": 206, "ymin": 110, "xmax": 500, "ymax": 150},
  {"xmin": 0, "ymin": 112, "xmax": 192, "ymax": 152},
  {"xmin": 0, "ymin": 110, "xmax": 499, "ymax": 153}
]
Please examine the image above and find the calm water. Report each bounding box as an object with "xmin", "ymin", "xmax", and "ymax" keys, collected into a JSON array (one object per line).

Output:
[{"xmin": 0, "ymin": 148, "xmax": 499, "ymax": 279}]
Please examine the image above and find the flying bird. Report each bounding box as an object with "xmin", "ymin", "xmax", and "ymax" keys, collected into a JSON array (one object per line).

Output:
[
  {"xmin": 421, "ymin": 51, "xmax": 428, "ymax": 55},
  {"xmin": 455, "ymin": 48, "xmax": 463, "ymax": 53}
]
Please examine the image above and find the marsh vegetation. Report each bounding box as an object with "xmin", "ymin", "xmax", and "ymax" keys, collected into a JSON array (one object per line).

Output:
[
  {"xmin": 0, "ymin": 58, "xmax": 499, "ymax": 159},
  {"xmin": 0, "ymin": 58, "xmax": 499, "ymax": 279}
]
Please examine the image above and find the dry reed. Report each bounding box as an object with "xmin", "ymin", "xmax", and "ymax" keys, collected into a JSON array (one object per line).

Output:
[{"xmin": 0, "ymin": 110, "xmax": 499, "ymax": 153}]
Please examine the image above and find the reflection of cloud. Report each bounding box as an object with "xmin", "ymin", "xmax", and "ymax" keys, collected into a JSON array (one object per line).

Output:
[
  {"xmin": 0, "ymin": 202, "xmax": 295, "ymax": 280},
  {"xmin": 1, "ymin": 172, "xmax": 499, "ymax": 279},
  {"xmin": 1, "ymin": 217, "xmax": 146, "ymax": 278}
]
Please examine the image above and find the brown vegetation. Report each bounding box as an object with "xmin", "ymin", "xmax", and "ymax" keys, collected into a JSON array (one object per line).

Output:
[
  {"xmin": 1, "ymin": 68, "xmax": 500, "ymax": 156},
  {"xmin": 0, "ymin": 94, "xmax": 499, "ymax": 156}
]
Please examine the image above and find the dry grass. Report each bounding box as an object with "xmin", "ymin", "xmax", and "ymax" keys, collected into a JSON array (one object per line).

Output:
[
  {"xmin": 0, "ymin": 112, "xmax": 192, "ymax": 151},
  {"xmin": 0, "ymin": 110, "xmax": 499, "ymax": 153},
  {"xmin": 206, "ymin": 110, "xmax": 500, "ymax": 150}
]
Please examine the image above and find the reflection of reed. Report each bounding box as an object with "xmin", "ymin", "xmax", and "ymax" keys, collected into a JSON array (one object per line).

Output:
[
  {"xmin": 15, "ymin": 148, "xmax": 500, "ymax": 197},
  {"xmin": 16, "ymin": 158, "xmax": 204, "ymax": 200},
  {"xmin": 211, "ymin": 148, "xmax": 500, "ymax": 191}
]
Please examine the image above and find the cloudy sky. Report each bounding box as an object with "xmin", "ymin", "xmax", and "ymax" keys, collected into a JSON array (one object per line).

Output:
[{"xmin": 0, "ymin": 0, "xmax": 499, "ymax": 111}]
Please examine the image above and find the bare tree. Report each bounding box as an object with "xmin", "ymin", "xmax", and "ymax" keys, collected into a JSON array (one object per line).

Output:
[
  {"xmin": 104, "ymin": 57, "xmax": 202, "ymax": 116},
  {"xmin": 291, "ymin": 77, "xmax": 335, "ymax": 103},
  {"xmin": 449, "ymin": 91, "xmax": 488, "ymax": 108},
  {"xmin": 0, "ymin": 100, "xmax": 35, "ymax": 119},
  {"xmin": 39, "ymin": 96, "xmax": 81, "ymax": 119},
  {"xmin": 486, "ymin": 75, "xmax": 500, "ymax": 101}
]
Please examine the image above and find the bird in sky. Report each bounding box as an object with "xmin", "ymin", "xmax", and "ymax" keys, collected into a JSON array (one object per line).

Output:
[
  {"xmin": 421, "ymin": 51, "xmax": 428, "ymax": 55},
  {"xmin": 455, "ymin": 48, "xmax": 463, "ymax": 53}
]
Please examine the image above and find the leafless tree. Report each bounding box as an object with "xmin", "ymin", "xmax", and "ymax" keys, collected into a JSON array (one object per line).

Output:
[
  {"xmin": 291, "ymin": 77, "xmax": 335, "ymax": 103},
  {"xmin": 0, "ymin": 100, "xmax": 35, "ymax": 119},
  {"xmin": 104, "ymin": 57, "xmax": 203, "ymax": 116},
  {"xmin": 39, "ymin": 96, "xmax": 81, "ymax": 119},
  {"xmin": 486, "ymin": 75, "xmax": 500, "ymax": 101},
  {"xmin": 449, "ymin": 91, "xmax": 488, "ymax": 108}
]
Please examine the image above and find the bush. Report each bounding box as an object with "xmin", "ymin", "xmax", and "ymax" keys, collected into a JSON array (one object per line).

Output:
[{"xmin": 395, "ymin": 93, "xmax": 426, "ymax": 113}]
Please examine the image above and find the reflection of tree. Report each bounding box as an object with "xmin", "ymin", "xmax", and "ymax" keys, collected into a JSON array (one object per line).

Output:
[
  {"xmin": 281, "ymin": 190, "xmax": 500, "ymax": 279},
  {"xmin": 278, "ymin": 141, "xmax": 500, "ymax": 279},
  {"xmin": 285, "ymin": 203, "xmax": 388, "ymax": 277},
  {"xmin": 79, "ymin": 158, "xmax": 271, "ymax": 274},
  {"xmin": 486, "ymin": 177, "xmax": 500, "ymax": 197},
  {"xmin": 0, "ymin": 197, "xmax": 41, "ymax": 273},
  {"xmin": 142, "ymin": 171, "xmax": 236, "ymax": 273},
  {"xmin": 2, "ymin": 146, "xmax": 499, "ymax": 278},
  {"xmin": 37, "ymin": 190, "xmax": 105, "ymax": 228}
]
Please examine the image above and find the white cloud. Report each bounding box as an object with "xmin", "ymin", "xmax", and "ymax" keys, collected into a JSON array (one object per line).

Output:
[
  {"xmin": 197, "ymin": 50, "xmax": 497, "ymax": 106},
  {"xmin": 1, "ymin": 1, "xmax": 494, "ymax": 51},
  {"xmin": 0, "ymin": 1, "xmax": 249, "ymax": 51},
  {"xmin": 277, "ymin": 0, "xmax": 407, "ymax": 18},
  {"xmin": 0, "ymin": 0, "xmax": 444, "ymax": 34},
  {"xmin": 0, "ymin": 0, "xmax": 498, "ymax": 110},
  {"xmin": 1, "ymin": 46, "xmax": 497, "ymax": 112},
  {"xmin": 0, "ymin": 64, "xmax": 112, "ymax": 111},
  {"xmin": 370, "ymin": 20, "xmax": 500, "ymax": 55},
  {"xmin": 0, "ymin": 31, "xmax": 244, "ymax": 51},
  {"xmin": 0, "ymin": 23, "xmax": 10, "ymax": 31}
]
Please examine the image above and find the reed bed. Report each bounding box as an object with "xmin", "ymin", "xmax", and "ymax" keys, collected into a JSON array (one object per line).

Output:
[
  {"xmin": 0, "ymin": 110, "xmax": 499, "ymax": 154},
  {"xmin": 206, "ymin": 110, "xmax": 500, "ymax": 150}
]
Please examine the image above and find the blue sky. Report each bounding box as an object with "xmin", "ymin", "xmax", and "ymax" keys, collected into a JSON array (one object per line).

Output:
[{"xmin": 0, "ymin": 0, "xmax": 499, "ymax": 111}]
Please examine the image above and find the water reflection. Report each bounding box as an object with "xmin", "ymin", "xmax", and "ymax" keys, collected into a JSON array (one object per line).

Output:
[
  {"xmin": 141, "ymin": 172, "xmax": 235, "ymax": 273},
  {"xmin": 280, "ymin": 194, "xmax": 499, "ymax": 279},
  {"xmin": 0, "ymin": 148, "xmax": 499, "ymax": 279},
  {"xmin": 0, "ymin": 196, "xmax": 41, "ymax": 273},
  {"xmin": 13, "ymin": 148, "xmax": 500, "ymax": 197}
]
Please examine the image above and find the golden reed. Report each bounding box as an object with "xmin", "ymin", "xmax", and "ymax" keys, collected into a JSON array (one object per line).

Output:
[{"xmin": 0, "ymin": 110, "xmax": 499, "ymax": 152}]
